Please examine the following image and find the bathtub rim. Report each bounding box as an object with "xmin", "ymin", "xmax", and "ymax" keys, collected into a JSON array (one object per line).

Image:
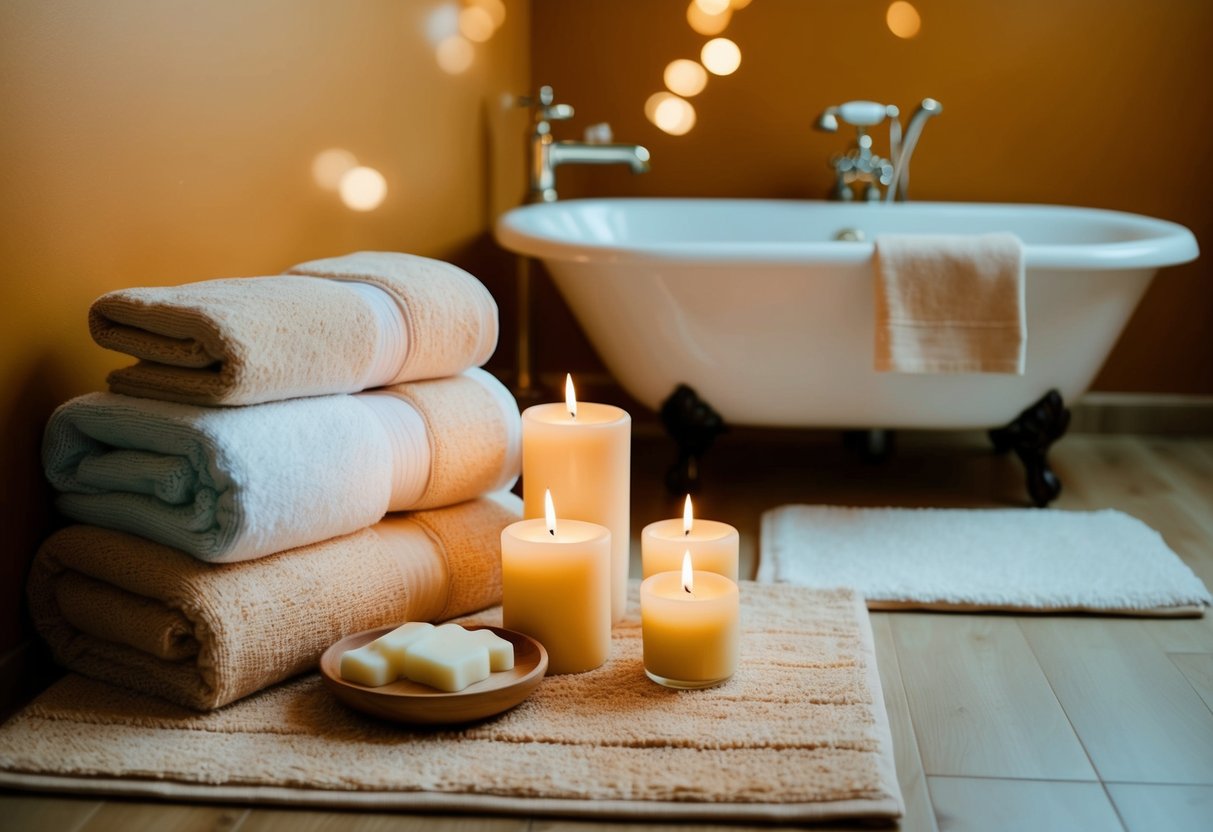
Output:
[{"xmin": 495, "ymin": 197, "xmax": 1199, "ymax": 271}]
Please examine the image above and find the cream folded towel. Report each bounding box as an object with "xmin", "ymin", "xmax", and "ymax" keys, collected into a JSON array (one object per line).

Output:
[
  {"xmin": 27, "ymin": 493, "xmax": 520, "ymax": 710},
  {"xmin": 874, "ymin": 233, "xmax": 1026, "ymax": 374},
  {"xmin": 90, "ymin": 251, "xmax": 498, "ymax": 406},
  {"xmin": 43, "ymin": 368, "xmax": 520, "ymax": 562}
]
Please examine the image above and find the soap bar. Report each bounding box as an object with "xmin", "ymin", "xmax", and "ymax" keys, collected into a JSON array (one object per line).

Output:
[
  {"xmin": 433, "ymin": 623, "xmax": 514, "ymax": 670},
  {"xmin": 339, "ymin": 644, "xmax": 394, "ymax": 687},
  {"xmin": 339, "ymin": 623, "xmax": 514, "ymax": 691},
  {"xmin": 465, "ymin": 628, "xmax": 515, "ymax": 671},
  {"xmin": 402, "ymin": 628, "xmax": 492, "ymax": 692},
  {"xmin": 371, "ymin": 621, "xmax": 435, "ymax": 674}
]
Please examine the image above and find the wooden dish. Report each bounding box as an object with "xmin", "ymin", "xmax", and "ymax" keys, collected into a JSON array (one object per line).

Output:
[{"xmin": 319, "ymin": 625, "xmax": 547, "ymax": 725}]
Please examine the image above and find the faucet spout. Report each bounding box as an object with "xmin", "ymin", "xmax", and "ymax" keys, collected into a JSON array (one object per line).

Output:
[
  {"xmin": 551, "ymin": 141, "xmax": 651, "ymax": 173},
  {"xmin": 888, "ymin": 98, "xmax": 942, "ymax": 202},
  {"xmin": 533, "ymin": 141, "xmax": 650, "ymax": 202},
  {"xmin": 524, "ymin": 85, "xmax": 651, "ymax": 203}
]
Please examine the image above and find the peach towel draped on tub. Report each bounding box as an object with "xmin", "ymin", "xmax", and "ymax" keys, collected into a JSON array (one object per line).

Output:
[
  {"xmin": 873, "ymin": 232, "xmax": 1026, "ymax": 374},
  {"xmin": 26, "ymin": 494, "xmax": 520, "ymax": 711}
]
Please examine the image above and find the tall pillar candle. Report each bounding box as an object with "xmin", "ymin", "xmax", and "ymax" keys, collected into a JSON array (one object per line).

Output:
[
  {"xmin": 522, "ymin": 376, "xmax": 631, "ymax": 622},
  {"xmin": 641, "ymin": 495, "xmax": 739, "ymax": 581},
  {"xmin": 501, "ymin": 490, "xmax": 611, "ymax": 674}
]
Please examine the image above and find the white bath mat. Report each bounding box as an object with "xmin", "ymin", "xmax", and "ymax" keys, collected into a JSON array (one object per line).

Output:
[{"xmin": 758, "ymin": 506, "xmax": 1211, "ymax": 616}]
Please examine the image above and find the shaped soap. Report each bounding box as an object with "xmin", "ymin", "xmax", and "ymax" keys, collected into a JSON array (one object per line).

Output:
[
  {"xmin": 339, "ymin": 623, "xmax": 515, "ymax": 692},
  {"xmin": 402, "ymin": 627, "xmax": 492, "ymax": 692},
  {"xmin": 371, "ymin": 621, "xmax": 435, "ymax": 674},
  {"xmin": 464, "ymin": 627, "xmax": 515, "ymax": 671},
  {"xmin": 339, "ymin": 644, "xmax": 394, "ymax": 687}
]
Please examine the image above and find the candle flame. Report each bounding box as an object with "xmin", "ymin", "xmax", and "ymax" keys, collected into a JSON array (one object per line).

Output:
[
  {"xmin": 544, "ymin": 488, "xmax": 557, "ymax": 536},
  {"xmin": 683, "ymin": 494, "xmax": 693, "ymax": 535},
  {"xmin": 565, "ymin": 373, "xmax": 578, "ymax": 419},
  {"xmin": 681, "ymin": 549, "xmax": 694, "ymax": 594}
]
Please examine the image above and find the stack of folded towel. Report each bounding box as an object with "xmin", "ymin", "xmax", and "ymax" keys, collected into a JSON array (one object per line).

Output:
[{"xmin": 30, "ymin": 251, "xmax": 522, "ymax": 710}]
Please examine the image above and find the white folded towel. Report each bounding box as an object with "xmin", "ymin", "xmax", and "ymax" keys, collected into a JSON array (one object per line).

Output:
[
  {"xmin": 874, "ymin": 233, "xmax": 1026, "ymax": 374},
  {"xmin": 43, "ymin": 369, "xmax": 520, "ymax": 563},
  {"xmin": 90, "ymin": 251, "xmax": 499, "ymax": 406}
]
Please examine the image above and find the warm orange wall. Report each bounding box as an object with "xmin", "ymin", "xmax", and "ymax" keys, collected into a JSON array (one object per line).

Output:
[
  {"xmin": 530, "ymin": 0, "xmax": 1213, "ymax": 396},
  {"xmin": 0, "ymin": 0, "xmax": 531, "ymax": 654}
]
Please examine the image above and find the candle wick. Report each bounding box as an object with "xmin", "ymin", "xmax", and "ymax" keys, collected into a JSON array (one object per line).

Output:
[
  {"xmin": 684, "ymin": 529, "xmax": 690, "ymax": 536},
  {"xmin": 683, "ymin": 585, "xmax": 693, "ymax": 595},
  {"xmin": 549, "ymin": 528, "xmax": 555, "ymax": 536}
]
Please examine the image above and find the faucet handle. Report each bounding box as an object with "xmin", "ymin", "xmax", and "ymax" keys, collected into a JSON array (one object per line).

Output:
[
  {"xmin": 815, "ymin": 101, "xmax": 900, "ymax": 132},
  {"xmin": 530, "ymin": 85, "xmax": 573, "ymax": 123},
  {"xmin": 516, "ymin": 87, "xmax": 574, "ymax": 125},
  {"xmin": 837, "ymin": 101, "xmax": 896, "ymax": 127}
]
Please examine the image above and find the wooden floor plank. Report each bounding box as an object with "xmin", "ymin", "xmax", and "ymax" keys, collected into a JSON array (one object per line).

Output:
[
  {"xmin": 890, "ymin": 614, "xmax": 1095, "ymax": 780},
  {"xmin": 79, "ymin": 800, "xmax": 247, "ymax": 832},
  {"xmin": 0, "ymin": 794, "xmax": 102, "ymax": 832},
  {"xmin": 238, "ymin": 810, "xmax": 525, "ymax": 832},
  {"xmin": 526, "ymin": 821, "xmax": 821, "ymax": 832},
  {"xmin": 1168, "ymin": 651, "xmax": 1213, "ymax": 712},
  {"xmin": 870, "ymin": 613, "xmax": 940, "ymax": 832},
  {"xmin": 1106, "ymin": 783, "xmax": 1213, "ymax": 832},
  {"xmin": 926, "ymin": 776, "xmax": 1124, "ymax": 832},
  {"xmin": 1021, "ymin": 617, "xmax": 1213, "ymax": 784},
  {"xmin": 1143, "ymin": 438, "xmax": 1213, "ymax": 527}
]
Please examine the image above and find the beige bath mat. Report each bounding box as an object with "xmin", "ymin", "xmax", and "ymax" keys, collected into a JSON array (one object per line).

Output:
[
  {"xmin": 759, "ymin": 506, "xmax": 1211, "ymax": 616},
  {"xmin": 0, "ymin": 583, "xmax": 902, "ymax": 824}
]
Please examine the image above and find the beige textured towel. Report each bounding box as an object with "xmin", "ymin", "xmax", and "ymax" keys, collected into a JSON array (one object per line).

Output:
[
  {"xmin": 0, "ymin": 584, "xmax": 902, "ymax": 824},
  {"xmin": 27, "ymin": 493, "xmax": 520, "ymax": 711},
  {"xmin": 874, "ymin": 232, "xmax": 1026, "ymax": 373},
  {"xmin": 92, "ymin": 251, "xmax": 498, "ymax": 406}
]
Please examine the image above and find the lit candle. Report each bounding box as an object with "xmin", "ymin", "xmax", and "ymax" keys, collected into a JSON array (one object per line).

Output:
[
  {"xmin": 522, "ymin": 374, "xmax": 631, "ymax": 623},
  {"xmin": 640, "ymin": 551, "xmax": 740, "ymax": 689},
  {"xmin": 641, "ymin": 494, "xmax": 739, "ymax": 580},
  {"xmin": 501, "ymin": 489, "xmax": 611, "ymax": 674}
]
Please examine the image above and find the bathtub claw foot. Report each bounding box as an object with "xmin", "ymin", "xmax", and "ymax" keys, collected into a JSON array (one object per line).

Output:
[
  {"xmin": 660, "ymin": 384, "xmax": 728, "ymax": 494},
  {"xmin": 989, "ymin": 389, "xmax": 1071, "ymax": 508}
]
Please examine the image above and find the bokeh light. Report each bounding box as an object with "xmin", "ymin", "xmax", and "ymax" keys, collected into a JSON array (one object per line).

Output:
[
  {"xmin": 701, "ymin": 38, "xmax": 741, "ymax": 75},
  {"xmin": 459, "ymin": 6, "xmax": 495, "ymax": 42},
  {"xmin": 694, "ymin": 0, "xmax": 730, "ymax": 13},
  {"xmin": 886, "ymin": 1, "xmax": 922, "ymax": 39},
  {"xmin": 664, "ymin": 59, "xmax": 708, "ymax": 97},
  {"xmin": 469, "ymin": 0, "xmax": 506, "ymax": 29},
  {"xmin": 425, "ymin": 2, "xmax": 460, "ymax": 45},
  {"xmin": 645, "ymin": 92, "xmax": 697, "ymax": 136},
  {"xmin": 687, "ymin": 0, "xmax": 732, "ymax": 35},
  {"xmin": 311, "ymin": 148, "xmax": 359, "ymax": 191},
  {"xmin": 436, "ymin": 35, "xmax": 475, "ymax": 73},
  {"xmin": 339, "ymin": 166, "xmax": 388, "ymax": 211}
]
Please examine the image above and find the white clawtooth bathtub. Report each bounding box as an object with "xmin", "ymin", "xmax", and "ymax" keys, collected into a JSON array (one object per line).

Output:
[{"xmin": 496, "ymin": 198, "xmax": 1199, "ymax": 429}]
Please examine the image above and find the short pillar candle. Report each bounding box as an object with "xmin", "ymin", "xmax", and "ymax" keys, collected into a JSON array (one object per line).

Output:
[
  {"xmin": 641, "ymin": 495, "xmax": 739, "ymax": 581},
  {"xmin": 521, "ymin": 375, "xmax": 631, "ymax": 623},
  {"xmin": 501, "ymin": 490, "xmax": 612, "ymax": 674},
  {"xmin": 640, "ymin": 552, "xmax": 740, "ymax": 689}
]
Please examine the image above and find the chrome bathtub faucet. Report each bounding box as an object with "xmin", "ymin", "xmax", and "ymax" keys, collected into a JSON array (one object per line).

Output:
[
  {"xmin": 524, "ymin": 86, "xmax": 650, "ymax": 203},
  {"xmin": 813, "ymin": 98, "xmax": 941, "ymax": 202}
]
